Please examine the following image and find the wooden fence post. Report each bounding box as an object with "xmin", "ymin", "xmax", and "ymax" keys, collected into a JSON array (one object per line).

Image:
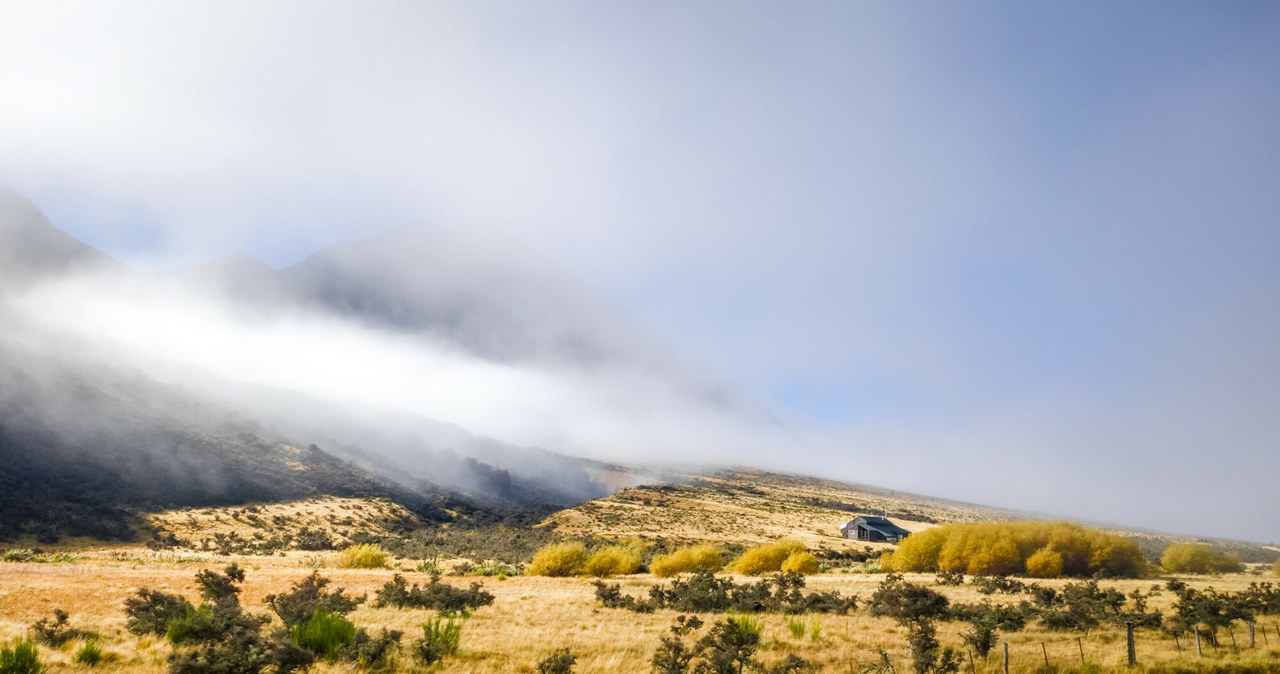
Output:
[
  {"xmin": 1003, "ymin": 642, "xmax": 1009, "ymax": 674},
  {"xmin": 1173, "ymin": 633, "xmax": 1180, "ymax": 652},
  {"xmin": 1228, "ymin": 626, "xmax": 1237, "ymax": 651},
  {"xmin": 1195, "ymin": 626, "xmax": 1202, "ymax": 657},
  {"xmin": 1126, "ymin": 621, "xmax": 1136, "ymax": 666},
  {"xmin": 1077, "ymin": 636, "xmax": 1085, "ymax": 666},
  {"xmin": 1250, "ymin": 622, "xmax": 1256, "ymax": 648},
  {"xmin": 1041, "ymin": 642, "xmax": 1049, "ymax": 668},
  {"xmin": 967, "ymin": 648, "xmax": 975, "ymax": 674}
]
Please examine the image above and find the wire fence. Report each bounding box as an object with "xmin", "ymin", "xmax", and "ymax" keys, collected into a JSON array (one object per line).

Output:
[{"xmin": 960, "ymin": 620, "xmax": 1280, "ymax": 673}]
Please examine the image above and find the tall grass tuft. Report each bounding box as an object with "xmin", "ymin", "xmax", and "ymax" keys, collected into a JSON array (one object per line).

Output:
[
  {"xmin": 335, "ymin": 544, "xmax": 388, "ymax": 569},
  {"xmin": 0, "ymin": 639, "xmax": 44, "ymax": 674},
  {"xmin": 290, "ymin": 609, "xmax": 356, "ymax": 662},
  {"xmin": 72, "ymin": 638, "xmax": 103, "ymax": 667},
  {"xmin": 413, "ymin": 617, "xmax": 461, "ymax": 665}
]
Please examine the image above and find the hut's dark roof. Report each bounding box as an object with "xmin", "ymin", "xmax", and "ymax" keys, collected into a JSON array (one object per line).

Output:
[{"xmin": 850, "ymin": 516, "xmax": 911, "ymax": 537}]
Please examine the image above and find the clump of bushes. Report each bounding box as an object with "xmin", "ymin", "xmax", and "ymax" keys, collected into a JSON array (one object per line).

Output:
[
  {"xmin": 31, "ymin": 609, "xmax": 95, "ymax": 647},
  {"xmin": 0, "ymin": 639, "xmax": 44, "ymax": 674},
  {"xmin": 651, "ymin": 614, "xmax": 806, "ymax": 674},
  {"xmin": 729, "ymin": 540, "xmax": 813, "ymax": 576},
  {"xmin": 538, "ymin": 647, "xmax": 577, "ymax": 674},
  {"xmin": 651, "ymin": 544, "xmax": 724, "ymax": 577},
  {"xmin": 884, "ymin": 521, "xmax": 1145, "ymax": 578},
  {"xmin": 374, "ymin": 574, "xmax": 494, "ymax": 614},
  {"xmin": 583, "ymin": 546, "xmax": 642, "ymax": 578},
  {"xmin": 528, "ymin": 542, "xmax": 587, "ymax": 577},
  {"xmin": 596, "ymin": 570, "xmax": 856, "ymax": 615},
  {"xmin": 335, "ymin": 544, "xmax": 388, "ymax": 569},
  {"xmin": 265, "ymin": 572, "xmax": 364, "ymax": 627},
  {"xmin": 124, "ymin": 589, "xmax": 195, "ymax": 636},
  {"xmin": 1161, "ymin": 543, "xmax": 1242, "ymax": 574}
]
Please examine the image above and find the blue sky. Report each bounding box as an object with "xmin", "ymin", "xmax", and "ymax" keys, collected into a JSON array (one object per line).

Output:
[{"xmin": 1, "ymin": 1, "xmax": 1278, "ymax": 541}]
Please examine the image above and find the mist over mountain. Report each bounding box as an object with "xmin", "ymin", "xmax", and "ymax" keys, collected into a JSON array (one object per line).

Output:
[{"xmin": 0, "ymin": 185, "xmax": 778, "ymax": 539}]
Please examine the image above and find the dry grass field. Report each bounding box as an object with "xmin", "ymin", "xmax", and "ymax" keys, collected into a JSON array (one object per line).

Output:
[{"xmin": 3, "ymin": 548, "xmax": 1279, "ymax": 673}]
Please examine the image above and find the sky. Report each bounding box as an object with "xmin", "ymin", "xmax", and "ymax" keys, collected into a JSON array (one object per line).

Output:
[{"xmin": 1, "ymin": 1, "xmax": 1279, "ymax": 542}]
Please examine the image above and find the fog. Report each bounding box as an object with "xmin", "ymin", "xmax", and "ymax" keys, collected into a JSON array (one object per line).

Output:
[
  {"xmin": 2, "ymin": 2, "xmax": 1279, "ymax": 542},
  {"xmin": 3, "ymin": 237, "xmax": 786, "ymax": 468}
]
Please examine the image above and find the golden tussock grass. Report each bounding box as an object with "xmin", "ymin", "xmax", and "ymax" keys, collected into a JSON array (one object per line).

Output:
[{"xmin": 3, "ymin": 551, "xmax": 1279, "ymax": 672}]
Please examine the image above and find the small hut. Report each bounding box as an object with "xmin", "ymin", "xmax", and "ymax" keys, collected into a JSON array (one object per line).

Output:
[{"xmin": 839, "ymin": 515, "xmax": 910, "ymax": 542}]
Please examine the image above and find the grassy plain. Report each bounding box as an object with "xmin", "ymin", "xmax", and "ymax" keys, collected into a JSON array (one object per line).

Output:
[{"xmin": 3, "ymin": 549, "xmax": 1280, "ymax": 673}]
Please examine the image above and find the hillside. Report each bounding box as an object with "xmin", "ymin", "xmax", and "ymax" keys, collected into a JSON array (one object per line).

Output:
[
  {"xmin": 541, "ymin": 469, "xmax": 1280, "ymax": 563},
  {"xmin": 541, "ymin": 469, "xmax": 1024, "ymax": 552}
]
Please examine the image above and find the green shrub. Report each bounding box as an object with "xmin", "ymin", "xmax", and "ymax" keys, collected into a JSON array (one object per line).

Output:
[
  {"xmin": 335, "ymin": 544, "xmax": 388, "ymax": 569},
  {"xmin": 413, "ymin": 618, "xmax": 461, "ymax": 665},
  {"xmin": 124, "ymin": 588, "xmax": 195, "ymax": 636},
  {"xmin": 72, "ymin": 638, "xmax": 103, "ymax": 667},
  {"xmin": 373, "ymin": 574, "xmax": 494, "ymax": 614},
  {"xmin": 583, "ymin": 546, "xmax": 641, "ymax": 578},
  {"xmin": 527, "ymin": 542, "xmax": 586, "ymax": 577},
  {"xmin": 651, "ymin": 545, "xmax": 725, "ymax": 577},
  {"xmin": 264, "ymin": 572, "xmax": 363, "ymax": 627},
  {"xmin": 780, "ymin": 551, "xmax": 820, "ymax": 575},
  {"xmin": 0, "ymin": 639, "xmax": 44, "ymax": 674},
  {"xmin": 414, "ymin": 560, "xmax": 444, "ymax": 575},
  {"xmin": 730, "ymin": 541, "xmax": 808, "ymax": 575},
  {"xmin": 474, "ymin": 561, "xmax": 521, "ymax": 577},
  {"xmin": 537, "ymin": 647, "xmax": 577, "ymax": 674},
  {"xmin": 339, "ymin": 628, "xmax": 402, "ymax": 669},
  {"xmin": 290, "ymin": 609, "xmax": 356, "ymax": 663},
  {"xmin": 1161, "ymin": 543, "xmax": 1242, "ymax": 574},
  {"xmin": 31, "ymin": 609, "xmax": 89, "ymax": 646},
  {"xmin": 698, "ymin": 617, "xmax": 762, "ymax": 674}
]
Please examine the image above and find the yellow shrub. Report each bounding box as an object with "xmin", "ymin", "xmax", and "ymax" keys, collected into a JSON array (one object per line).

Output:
[
  {"xmin": 1273, "ymin": 559, "xmax": 1280, "ymax": 577},
  {"xmin": 780, "ymin": 551, "xmax": 820, "ymax": 575},
  {"xmin": 1025, "ymin": 547, "xmax": 1063, "ymax": 578},
  {"xmin": 730, "ymin": 540, "xmax": 808, "ymax": 575},
  {"xmin": 650, "ymin": 544, "xmax": 724, "ymax": 577},
  {"xmin": 335, "ymin": 544, "xmax": 388, "ymax": 569},
  {"xmin": 1161, "ymin": 543, "xmax": 1241, "ymax": 574},
  {"xmin": 583, "ymin": 546, "xmax": 641, "ymax": 577},
  {"xmin": 884, "ymin": 521, "xmax": 1142, "ymax": 578},
  {"xmin": 527, "ymin": 541, "xmax": 586, "ymax": 577}
]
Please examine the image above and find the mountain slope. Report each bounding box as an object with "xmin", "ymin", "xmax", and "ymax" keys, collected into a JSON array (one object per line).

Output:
[{"xmin": 0, "ymin": 186, "xmax": 121, "ymax": 288}]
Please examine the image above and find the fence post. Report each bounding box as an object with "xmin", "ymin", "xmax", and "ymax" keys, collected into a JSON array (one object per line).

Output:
[
  {"xmin": 1126, "ymin": 621, "xmax": 1136, "ymax": 666},
  {"xmin": 1195, "ymin": 626, "xmax": 1202, "ymax": 657},
  {"xmin": 1077, "ymin": 637, "xmax": 1085, "ymax": 666},
  {"xmin": 967, "ymin": 648, "xmax": 975, "ymax": 674},
  {"xmin": 1250, "ymin": 622, "xmax": 1256, "ymax": 648},
  {"xmin": 1003, "ymin": 641, "xmax": 1009, "ymax": 674},
  {"xmin": 1173, "ymin": 633, "xmax": 1181, "ymax": 652},
  {"xmin": 1041, "ymin": 642, "xmax": 1049, "ymax": 668},
  {"xmin": 1262, "ymin": 622, "xmax": 1268, "ymax": 646},
  {"xmin": 1228, "ymin": 626, "xmax": 1237, "ymax": 651}
]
